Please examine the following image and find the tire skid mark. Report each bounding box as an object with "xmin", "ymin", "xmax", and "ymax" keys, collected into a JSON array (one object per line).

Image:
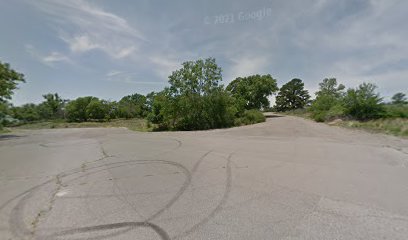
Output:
[
  {"xmin": 7, "ymin": 161, "xmax": 179, "ymax": 240},
  {"xmin": 2, "ymin": 143, "xmax": 234, "ymax": 240},
  {"xmin": 43, "ymin": 222, "xmax": 170, "ymax": 240},
  {"xmin": 174, "ymin": 152, "xmax": 233, "ymax": 239}
]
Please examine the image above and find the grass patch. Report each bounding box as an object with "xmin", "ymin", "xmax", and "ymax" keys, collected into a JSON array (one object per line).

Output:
[
  {"xmin": 281, "ymin": 108, "xmax": 408, "ymax": 137},
  {"xmin": 234, "ymin": 109, "xmax": 266, "ymax": 126},
  {"xmin": 0, "ymin": 128, "xmax": 11, "ymax": 134},
  {"xmin": 11, "ymin": 118, "xmax": 153, "ymax": 132},
  {"xmin": 281, "ymin": 108, "xmax": 311, "ymax": 119},
  {"xmin": 336, "ymin": 118, "xmax": 408, "ymax": 137}
]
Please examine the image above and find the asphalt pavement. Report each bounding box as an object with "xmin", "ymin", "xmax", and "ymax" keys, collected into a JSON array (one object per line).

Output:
[{"xmin": 1, "ymin": 115, "xmax": 408, "ymax": 239}]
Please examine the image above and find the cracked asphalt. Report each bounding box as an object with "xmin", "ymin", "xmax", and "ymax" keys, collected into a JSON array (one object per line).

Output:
[{"xmin": 1, "ymin": 115, "xmax": 408, "ymax": 239}]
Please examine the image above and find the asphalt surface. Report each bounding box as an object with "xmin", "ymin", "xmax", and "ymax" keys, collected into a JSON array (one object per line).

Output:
[{"xmin": 1, "ymin": 115, "xmax": 408, "ymax": 240}]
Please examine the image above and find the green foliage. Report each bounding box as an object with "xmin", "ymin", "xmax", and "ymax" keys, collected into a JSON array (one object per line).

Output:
[
  {"xmin": 343, "ymin": 83, "xmax": 384, "ymax": 120},
  {"xmin": 275, "ymin": 79, "xmax": 310, "ymax": 112},
  {"xmin": 151, "ymin": 58, "xmax": 236, "ymax": 130},
  {"xmin": 0, "ymin": 101, "xmax": 11, "ymax": 129},
  {"xmin": 86, "ymin": 98, "xmax": 111, "ymax": 120},
  {"xmin": 234, "ymin": 109, "xmax": 266, "ymax": 126},
  {"xmin": 146, "ymin": 91, "xmax": 166, "ymax": 126},
  {"xmin": 391, "ymin": 92, "xmax": 407, "ymax": 105},
  {"xmin": 226, "ymin": 74, "xmax": 278, "ymax": 111},
  {"xmin": 38, "ymin": 93, "xmax": 65, "ymax": 119},
  {"xmin": 65, "ymin": 96, "xmax": 94, "ymax": 122},
  {"xmin": 383, "ymin": 104, "xmax": 408, "ymax": 118},
  {"xmin": 325, "ymin": 104, "xmax": 346, "ymax": 121},
  {"xmin": 315, "ymin": 78, "xmax": 345, "ymax": 98},
  {"xmin": 310, "ymin": 78, "xmax": 345, "ymax": 122},
  {"xmin": 11, "ymin": 103, "xmax": 41, "ymax": 122},
  {"xmin": 116, "ymin": 93, "xmax": 148, "ymax": 118},
  {"xmin": 0, "ymin": 61, "xmax": 25, "ymax": 101}
]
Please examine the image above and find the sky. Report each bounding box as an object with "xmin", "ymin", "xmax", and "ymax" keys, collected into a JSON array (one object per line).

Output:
[{"xmin": 1, "ymin": 0, "xmax": 407, "ymax": 106}]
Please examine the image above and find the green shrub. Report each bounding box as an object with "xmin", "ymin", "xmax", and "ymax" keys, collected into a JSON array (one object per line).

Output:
[
  {"xmin": 325, "ymin": 104, "xmax": 346, "ymax": 121},
  {"xmin": 343, "ymin": 83, "xmax": 384, "ymax": 120},
  {"xmin": 309, "ymin": 78, "xmax": 346, "ymax": 122},
  {"xmin": 235, "ymin": 109, "xmax": 266, "ymax": 126},
  {"xmin": 310, "ymin": 95, "xmax": 342, "ymax": 122},
  {"xmin": 383, "ymin": 104, "xmax": 408, "ymax": 118},
  {"xmin": 312, "ymin": 111, "xmax": 326, "ymax": 122},
  {"xmin": 151, "ymin": 58, "xmax": 238, "ymax": 131}
]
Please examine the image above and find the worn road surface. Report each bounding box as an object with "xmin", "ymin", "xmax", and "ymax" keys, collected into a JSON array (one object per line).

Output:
[{"xmin": 1, "ymin": 115, "xmax": 408, "ymax": 240}]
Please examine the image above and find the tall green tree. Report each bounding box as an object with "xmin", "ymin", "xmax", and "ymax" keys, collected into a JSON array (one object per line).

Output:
[
  {"xmin": 38, "ymin": 93, "xmax": 65, "ymax": 119},
  {"xmin": 0, "ymin": 62, "xmax": 25, "ymax": 101},
  {"xmin": 155, "ymin": 58, "xmax": 236, "ymax": 130},
  {"xmin": 65, "ymin": 96, "xmax": 94, "ymax": 122},
  {"xmin": 275, "ymin": 79, "xmax": 310, "ymax": 112},
  {"xmin": 391, "ymin": 92, "xmax": 407, "ymax": 105},
  {"xmin": 117, "ymin": 93, "xmax": 147, "ymax": 118},
  {"xmin": 226, "ymin": 74, "xmax": 278, "ymax": 111},
  {"xmin": 310, "ymin": 78, "xmax": 346, "ymax": 121},
  {"xmin": 11, "ymin": 104, "xmax": 41, "ymax": 122},
  {"xmin": 86, "ymin": 98, "xmax": 111, "ymax": 120},
  {"xmin": 315, "ymin": 78, "xmax": 345, "ymax": 98}
]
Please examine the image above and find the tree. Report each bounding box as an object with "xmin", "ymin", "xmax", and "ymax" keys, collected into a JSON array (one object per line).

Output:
[
  {"xmin": 38, "ymin": 93, "xmax": 65, "ymax": 119},
  {"xmin": 65, "ymin": 96, "xmax": 94, "ymax": 122},
  {"xmin": 226, "ymin": 74, "xmax": 278, "ymax": 110},
  {"xmin": 117, "ymin": 93, "xmax": 147, "ymax": 118},
  {"xmin": 391, "ymin": 92, "xmax": 407, "ymax": 105},
  {"xmin": 86, "ymin": 98, "xmax": 111, "ymax": 120},
  {"xmin": 11, "ymin": 104, "xmax": 41, "ymax": 122},
  {"xmin": 153, "ymin": 58, "xmax": 236, "ymax": 130},
  {"xmin": 0, "ymin": 62, "xmax": 25, "ymax": 101},
  {"xmin": 275, "ymin": 79, "xmax": 310, "ymax": 112},
  {"xmin": 310, "ymin": 78, "xmax": 346, "ymax": 122},
  {"xmin": 315, "ymin": 78, "xmax": 345, "ymax": 98},
  {"xmin": 343, "ymin": 83, "xmax": 384, "ymax": 120}
]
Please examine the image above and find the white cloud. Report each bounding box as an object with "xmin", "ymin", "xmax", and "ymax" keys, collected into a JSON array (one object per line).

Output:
[
  {"xmin": 115, "ymin": 46, "xmax": 136, "ymax": 59},
  {"xmin": 43, "ymin": 52, "xmax": 71, "ymax": 63},
  {"xmin": 106, "ymin": 70, "xmax": 125, "ymax": 78},
  {"xmin": 25, "ymin": 44, "xmax": 71, "ymax": 66},
  {"xmin": 225, "ymin": 56, "xmax": 269, "ymax": 82},
  {"xmin": 105, "ymin": 70, "xmax": 163, "ymax": 85},
  {"xmin": 63, "ymin": 35, "xmax": 99, "ymax": 53},
  {"xmin": 33, "ymin": 0, "xmax": 145, "ymax": 59},
  {"xmin": 149, "ymin": 56, "xmax": 181, "ymax": 79}
]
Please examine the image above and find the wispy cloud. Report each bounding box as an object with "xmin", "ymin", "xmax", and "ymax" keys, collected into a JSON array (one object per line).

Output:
[
  {"xmin": 149, "ymin": 56, "xmax": 181, "ymax": 79},
  {"xmin": 32, "ymin": 0, "xmax": 145, "ymax": 59},
  {"xmin": 225, "ymin": 56, "xmax": 269, "ymax": 81},
  {"xmin": 105, "ymin": 70, "xmax": 163, "ymax": 85},
  {"xmin": 25, "ymin": 44, "xmax": 71, "ymax": 67}
]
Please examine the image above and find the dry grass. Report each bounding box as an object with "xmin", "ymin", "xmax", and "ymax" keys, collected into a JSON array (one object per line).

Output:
[
  {"xmin": 336, "ymin": 118, "xmax": 408, "ymax": 137},
  {"xmin": 11, "ymin": 118, "xmax": 153, "ymax": 132},
  {"xmin": 281, "ymin": 109, "xmax": 408, "ymax": 137}
]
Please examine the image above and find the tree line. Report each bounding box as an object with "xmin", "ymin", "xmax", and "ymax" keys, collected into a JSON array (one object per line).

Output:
[{"xmin": 1, "ymin": 58, "xmax": 407, "ymax": 131}]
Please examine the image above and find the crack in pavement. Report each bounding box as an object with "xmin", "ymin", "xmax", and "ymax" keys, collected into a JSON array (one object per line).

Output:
[{"xmin": 30, "ymin": 174, "xmax": 63, "ymax": 238}]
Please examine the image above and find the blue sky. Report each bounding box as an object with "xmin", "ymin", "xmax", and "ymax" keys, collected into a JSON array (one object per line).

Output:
[{"xmin": 1, "ymin": 0, "xmax": 407, "ymax": 105}]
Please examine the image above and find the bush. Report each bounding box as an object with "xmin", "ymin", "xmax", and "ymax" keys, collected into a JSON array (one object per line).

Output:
[
  {"xmin": 65, "ymin": 97, "xmax": 94, "ymax": 122},
  {"xmin": 383, "ymin": 104, "xmax": 408, "ymax": 118},
  {"xmin": 151, "ymin": 58, "xmax": 237, "ymax": 131},
  {"xmin": 310, "ymin": 78, "xmax": 346, "ymax": 122},
  {"xmin": 311, "ymin": 102, "xmax": 345, "ymax": 122},
  {"xmin": 325, "ymin": 104, "xmax": 346, "ymax": 121},
  {"xmin": 11, "ymin": 103, "xmax": 41, "ymax": 122},
  {"xmin": 343, "ymin": 83, "xmax": 384, "ymax": 120},
  {"xmin": 86, "ymin": 99, "xmax": 111, "ymax": 121},
  {"xmin": 235, "ymin": 110, "xmax": 266, "ymax": 126},
  {"xmin": 310, "ymin": 95, "xmax": 339, "ymax": 122}
]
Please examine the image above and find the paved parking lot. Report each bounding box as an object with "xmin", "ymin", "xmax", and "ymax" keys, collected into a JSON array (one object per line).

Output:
[{"xmin": 1, "ymin": 115, "xmax": 408, "ymax": 239}]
